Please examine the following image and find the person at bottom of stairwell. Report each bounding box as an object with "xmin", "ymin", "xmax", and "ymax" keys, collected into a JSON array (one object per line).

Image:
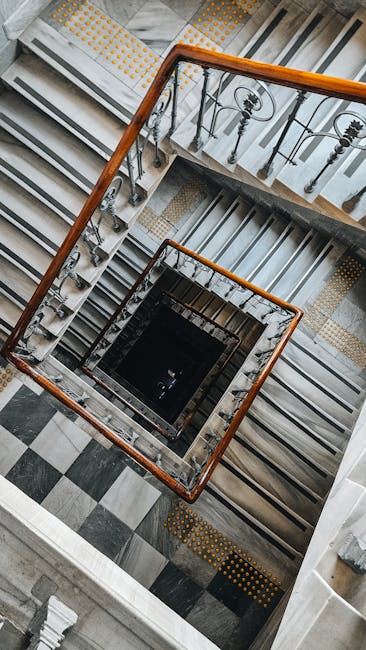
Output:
[{"xmin": 156, "ymin": 368, "xmax": 182, "ymax": 400}]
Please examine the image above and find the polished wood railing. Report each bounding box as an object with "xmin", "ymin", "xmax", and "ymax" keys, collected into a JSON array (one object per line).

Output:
[{"xmin": 2, "ymin": 44, "xmax": 366, "ymax": 500}]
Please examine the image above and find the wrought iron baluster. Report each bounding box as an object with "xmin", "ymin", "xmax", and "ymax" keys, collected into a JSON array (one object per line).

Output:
[
  {"xmin": 82, "ymin": 223, "xmax": 103, "ymax": 266},
  {"xmin": 168, "ymin": 63, "xmax": 180, "ymax": 136},
  {"xmin": 192, "ymin": 67, "xmax": 211, "ymax": 151},
  {"xmin": 98, "ymin": 175, "xmax": 123, "ymax": 232},
  {"xmin": 126, "ymin": 150, "xmax": 141, "ymax": 206},
  {"xmin": 304, "ymin": 115, "xmax": 366, "ymax": 193},
  {"xmin": 258, "ymin": 90, "xmax": 307, "ymax": 179},
  {"xmin": 55, "ymin": 246, "xmax": 83, "ymax": 299},
  {"xmin": 228, "ymin": 83, "xmax": 276, "ymax": 164}
]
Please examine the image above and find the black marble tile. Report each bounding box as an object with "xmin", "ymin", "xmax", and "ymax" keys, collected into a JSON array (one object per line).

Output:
[
  {"xmin": 207, "ymin": 552, "xmax": 284, "ymax": 643},
  {"xmin": 78, "ymin": 504, "xmax": 132, "ymax": 560},
  {"xmin": 66, "ymin": 439, "xmax": 126, "ymax": 501},
  {"xmin": 0, "ymin": 385, "xmax": 57, "ymax": 445},
  {"xmin": 150, "ymin": 562, "xmax": 204, "ymax": 619},
  {"xmin": 135, "ymin": 491, "xmax": 193, "ymax": 559},
  {"xmin": 6, "ymin": 449, "xmax": 62, "ymax": 504},
  {"xmin": 186, "ymin": 591, "xmax": 243, "ymax": 650}
]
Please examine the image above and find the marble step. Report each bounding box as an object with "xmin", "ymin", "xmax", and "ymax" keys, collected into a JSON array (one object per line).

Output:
[
  {"xmin": 238, "ymin": 9, "xmax": 366, "ymax": 185},
  {"xmin": 0, "ymin": 214, "xmax": 52, "ymax": 282},
  {"xmin": 210, "ymin": 461, "xmax": 311, "ymax": 555},
  {"xmin": 246, "ymin": 221, "xmax": 307, "ymax": 288},
  {"xmin": 219, "ymin": 454, "xmax": 315, "ymax": 546},
  {"xmin": 261, "ymin": 374, "xmax": 351, "ymax": 453},
  {"xmin": 238, "ymin": 413, "xmax": 333, "ymax": 497},
  {"xmin": 203, "ymin": 4, "xmax": 342, "ymax": 170},
  {"xmin": 0, "ymin": 254, "xmax": 37, "ymax": 306},
  {"xmin": 0, "ymin": 90, "xmax": 107, "ymax": 194},
  {"xmin": 0, "ymin": 174, "xmax": 103, "ymax": 288},
  {"xmin": 266, "ymin": 231, "xmax": 330, "ymax": 300},
  {"xmin": 224, "ymin": 436, "xmax": 323, "ymax": 526},
  {"xmin": 272, "ymin": 356, "xmax": 359, "ymax": 430},
  {"xmin": 0, "ymin": 128, "xmax": 88, "ymax": 224},
  {"xmin": 179, "ymin": 190, "xmax": 236, "ymax": 252},
  {"xmin": 2, "ymin": 53, "xmax": 168, "ymax": 194},
  {"xmin": 285, "ymin": 331, "xmax": 365, "ymax": 406},
  {"xmin": 316, "ymin": 148, "xmax": 366, "ymax": 222},
  {"xmin": 231, "ymin": 214, "xmax": 288, "ymax": 279},
  {"xmin": 0, "ymin": 291, "xmax": 22, "ymax": 332},
  {"xmin": 250, "ymin": 393, "xmax": 341, "ymax": 477},
  {"xmin": 19, "ymin": 18, "xmax": 140, "ymax": 123}
]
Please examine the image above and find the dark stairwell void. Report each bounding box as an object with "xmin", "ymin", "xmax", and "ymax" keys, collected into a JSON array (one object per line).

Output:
[{"xmin": 83, "ymin": 265, "xmax": 265, "ymax": 457}]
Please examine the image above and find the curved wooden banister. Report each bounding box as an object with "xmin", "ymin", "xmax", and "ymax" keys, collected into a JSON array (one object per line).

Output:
[{"xmin": 2, "ymin": 44, "xmax": 366, "ymax": 356}]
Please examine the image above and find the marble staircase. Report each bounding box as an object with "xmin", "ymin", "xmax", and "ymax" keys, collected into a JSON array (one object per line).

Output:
[
  {"xmin": 0, "ymin": 18, "xmax": 173, "ymax": 357},
  {"xmin": 0, "ymin": 1, "xmax": 366, "ymax": 631}
]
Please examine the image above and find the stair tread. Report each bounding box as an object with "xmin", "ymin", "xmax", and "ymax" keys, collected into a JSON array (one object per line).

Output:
[
  {"xmin": 20, "ymin": 17, "xmax": 141, "ymax": 122},
  {"xmin": 224, "ymin": 437, "xmax": 322, "ymax": 525}
]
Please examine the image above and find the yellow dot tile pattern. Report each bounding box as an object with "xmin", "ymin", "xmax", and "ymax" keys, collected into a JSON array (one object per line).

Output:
[
  {"xmin": 304, "ymin": 256, "xmax": 366, "ymax": 367},
  {"xmin": 164, "ymin": 501, "xmax": 282, "ymax": 607},
  {"xmin": 319, "ymin": 320, "xmax": 366, "ymax": 368},
  {"xmin": 46, "ymin": 0, "xmax": 163, "ymax": 90},
  {"xmin": 0, "ymin": 366, "xmax": 15, "ymax": 392},
  {"xmin": 162, "ymin": 177, "xmax": 208, "ymax": 225},
  {"xmin": 138, "ymin": 177, "xmax": 208, "ymax": 240},
  {"xmin": 192, "ymin": 0, "xmax": 254, "ymax": 47}
]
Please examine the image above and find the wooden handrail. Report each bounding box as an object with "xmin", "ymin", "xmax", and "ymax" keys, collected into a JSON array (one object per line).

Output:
[{"xmin": 2, "ymin": 44, "xmax": 366, "ymax": 357}]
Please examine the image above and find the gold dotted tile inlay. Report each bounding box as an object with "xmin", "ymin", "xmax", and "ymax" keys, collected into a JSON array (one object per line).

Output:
[
  {"xmin": 192, "ymin": 0, "xmax": 255, "ymax": 47},
  {"xmin": 0, "ymin": 366, "xmax": 15, "ymax": 392},
  {"xmin": 164, "ymin": 501, "xmax": 281, "ymax": 607},
  {"xmin": 48, "ymin": 0, "xmax": 161, "ymax": 88},
  {"xmin": 162, "ymin": 177, "xmax": 208, "ymax": 225},
  {"xmin": 319, "ymin": 320, "xmax": 366, "ymax": 368},
  {"xmin": 304, "ymin": 256, "xmax": 364, "ymax": 331}
]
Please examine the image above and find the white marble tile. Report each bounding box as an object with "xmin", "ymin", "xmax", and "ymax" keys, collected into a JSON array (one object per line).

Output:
[
  {"xmin": 101, "ymin": 466, "xmax": 160, "ymax": 529},
  {"xmin": 30, "ymin": 412, "xmax": 90, "ymax": 473},
  {"xmin": 3, "ymin": 0, "xmax": 50, "ymax": 39},
  {"xmin": 0, "ymin": 424, "xmax": 26, "ymax": 476},
  {"xmin": 125, "ymin": 0, "xmax": 186, "ymax": 55},
  {"xmin": 115, "ymin": 532, "xmax": 168, "ymax": 588},
  {"xmin": 41, "ymin": 476, "xmax": 96, "ymax": 531}
]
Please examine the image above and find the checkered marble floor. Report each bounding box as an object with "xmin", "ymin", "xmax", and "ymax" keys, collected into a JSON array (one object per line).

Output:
[{"xmin": 0, "ymin": 356, "xmax": 283, "ymax": 649}]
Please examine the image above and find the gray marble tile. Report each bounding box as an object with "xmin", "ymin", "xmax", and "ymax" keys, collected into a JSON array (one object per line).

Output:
[
  {"xmin": 332, "ymin": 298, "xmax": 366, "ymax": 343},
  {"xmin": 171, "ymin": 538, "xmax": 218, "ymax": 588},
  {"xmin": 191, "ymin": 0, "xmax": 250, "ymax": 49},
  {"xmin": 31, "ymin": 412, "xmax": 90, "ymax": 473},
  {"xmin": 135, "ymin": 491, "xmax": 183, "ymax": 559},
  {"xmin": 125, "ymin": 0, "xmax": 186, "ymax": 55},
  {"xmin": 92, "ymin": 0, "xmax": 147, "ymax": 24},
  {"xmin": 0, "ymin": 425, "xmax": 27, "ymax": 476},
  {"xmin": 150, "ymin": 561, "xmax": 204, "ymax": 618},
  {"xmin": 6, "ymin": 449, "xmax": 62, "ymax": 504},
  {"xmin": 160, "ymin": 0, "xmax": 204, "ymax": 22},
  {"xmin": 186, "ymin": 591, "xmax": 242, "ymax": 650},
  {"xmin": 0, "ymin": 376, "xmax": 22, "ymax": 411},
  {"xmin": 78, "ymin": 503, "xmax": 133, "ymax": 560},
  {"xmin": 42, "ymin": 476, "xmax": 97, "ymax": 531},
  {"xmin": 114, "ymin": 532, "xmax": 168, "ymax": 588},
  {"xmin": 66, "ymin": 439, "xmax": 126, "ymax": 501},
  {"xmin": 100, "ymin": 466, "xmax": 160, "ymax": 529},
  {"xmin": 0, "ymin": 385, "xmax": 57, "ymax": 445}
]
